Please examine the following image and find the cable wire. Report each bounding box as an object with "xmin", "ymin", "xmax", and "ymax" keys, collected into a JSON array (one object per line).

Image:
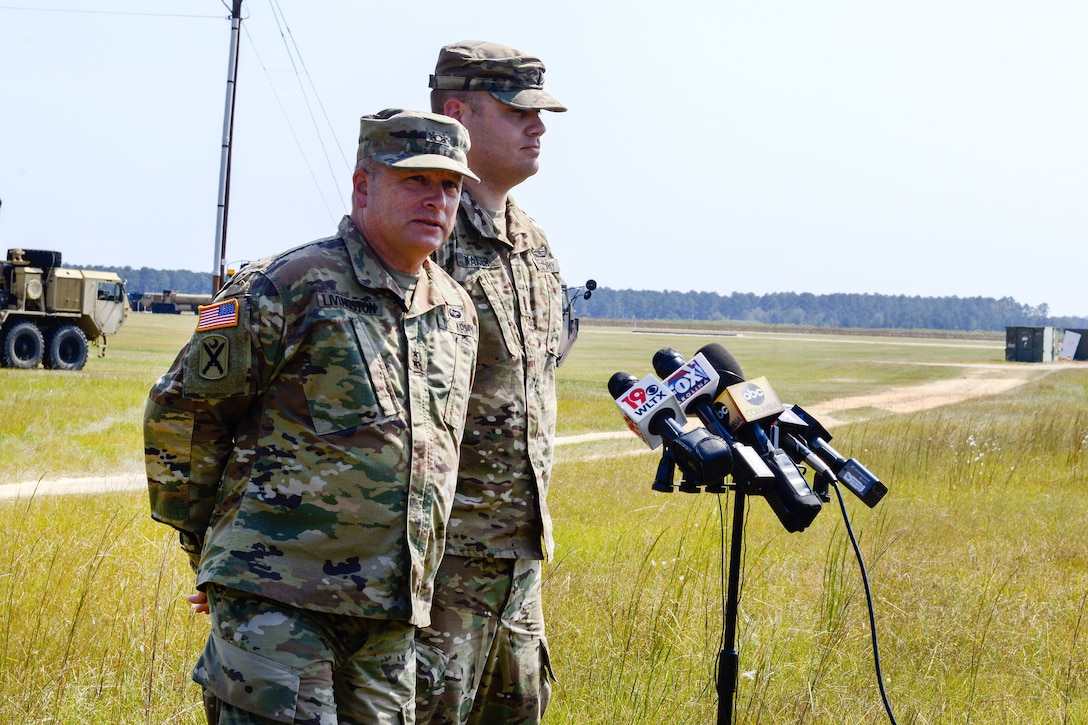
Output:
[
  {"xmin": 240, "ymin": 20, "xmax": 340, "ymax": 223},
  {"xmin": 0, "ymin": 5, "xmax": 221, "ymax": 18},
  {"xmin": 719, "ymin": 493, "xmax": 728, "ymax": 646},
  {"xmin": 831, "ymin": 480, "xmax": 899, "ymax": 724},
  {"xmin": 267, "ymin": 0, "xmax": 348, "ymax": 205}
]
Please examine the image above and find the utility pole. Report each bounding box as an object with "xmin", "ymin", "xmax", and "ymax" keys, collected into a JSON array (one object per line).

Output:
[{"xmin": 212, "ymin": 0, "xmax": 243, "ymax": 293}]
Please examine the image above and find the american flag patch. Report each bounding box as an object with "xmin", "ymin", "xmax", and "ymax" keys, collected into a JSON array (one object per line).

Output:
[{"xmin": 196, "ymin": 299, "xmax": 239, "ymax": 331}]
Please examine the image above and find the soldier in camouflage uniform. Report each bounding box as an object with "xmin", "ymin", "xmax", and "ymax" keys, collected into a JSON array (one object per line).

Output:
[
  {"xmin": 415, "ymin": 41, "xmax": 569, "ymax": 725},
  {"xmin": 144, "ymin": 109, "xmax": 480, "ymax": 725}
]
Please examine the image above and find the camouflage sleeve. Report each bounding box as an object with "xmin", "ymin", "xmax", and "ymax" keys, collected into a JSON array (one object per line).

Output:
[
  {"xmin": 144, "ymin": 389, "xmax": 239, "ymax": 571},
  {"xmin": 144, "ymin": 273, "xmax": 279, "ymax": 570}
]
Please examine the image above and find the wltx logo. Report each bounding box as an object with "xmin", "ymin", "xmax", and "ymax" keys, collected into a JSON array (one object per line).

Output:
[{"xmin": 620, "ymin": 382, "xmax": 669, "ymax": 418}]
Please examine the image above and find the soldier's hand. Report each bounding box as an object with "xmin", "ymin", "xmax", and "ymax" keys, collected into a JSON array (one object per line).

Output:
[{"xmin": 187, "ymin": 591, "xmax": 210, "ymax": 615}]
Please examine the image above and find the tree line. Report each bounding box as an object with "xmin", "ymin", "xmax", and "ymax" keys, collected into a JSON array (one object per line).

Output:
[
  {"xmin": 75, "ymin": 265, "xmax": 1087, "ymax": 332},
  {"xmin": 574, "ymin": 287, "xmax": 1088, "ymax": 332},
  {"xmin": 75, "ymin": 265, "xmax": 214, "ymax": 298}
]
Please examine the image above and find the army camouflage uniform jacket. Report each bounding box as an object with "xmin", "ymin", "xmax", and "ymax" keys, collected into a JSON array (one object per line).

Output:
[
  {"xmin": 432, "ymin": 191, "xmax": 563, "ymax": 561},
  {"xmin": 145, "ymin": 216, "xmax": 478, "ymax": 626}
]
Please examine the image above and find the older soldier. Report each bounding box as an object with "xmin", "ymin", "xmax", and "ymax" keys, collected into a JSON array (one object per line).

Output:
[
  {"xmin": 145, "ymin": 109, "xmax": 479, "ymax": 725},
  {"xmin": 416, "ymin": 41, "xmax": 568, "ymax": 725}
]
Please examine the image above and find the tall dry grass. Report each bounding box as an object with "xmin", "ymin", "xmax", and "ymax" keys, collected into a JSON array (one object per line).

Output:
[
  {"xmin": 3, "ymin": 317, "xmax": 1087, "ymax": 723},
  {"xmin": 546, "ymin": 333, "xmax": 1088, "ymax": 723}
]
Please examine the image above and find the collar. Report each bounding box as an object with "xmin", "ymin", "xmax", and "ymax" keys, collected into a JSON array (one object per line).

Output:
[{"xmin": 460, "ymin": 191, "xmax": 533, "ymax": 252}]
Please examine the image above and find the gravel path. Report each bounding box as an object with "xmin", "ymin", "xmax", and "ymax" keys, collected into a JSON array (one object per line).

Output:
[{"xmin": 0, "ymin": 362, "xmax": 1059, "ymax": 499}]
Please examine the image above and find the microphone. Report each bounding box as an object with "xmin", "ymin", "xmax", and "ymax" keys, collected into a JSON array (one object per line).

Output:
[
  {"xmin": 608, "ymin": 371, "xmax": 686, "ymax": 450},
  {"xmin": 608, "ymin": 371, "xmax": 733, "ymax": 489},
  {"xmin": 774, "ymin": 404, "xmax": 889, "ymax": 508},
  {"xmin": 776, "ymin": 426, "xmax": 839, "ymax": 498},
  {"xmin": 698, "ymin": 343, "xmax": 823, "ymax": 533},
  {"xmin": 716, "ymin": 375, "xmax": 786, "ymax": 439},
  {"xmin": 652, "ymin": 348, "xmax": 774, "ymax": 488}
]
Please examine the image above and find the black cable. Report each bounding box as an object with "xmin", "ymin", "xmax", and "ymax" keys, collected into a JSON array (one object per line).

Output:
[
  {"xmin": 267, "ymin": 0, "xmax": 349, "ymax": 197},
  {"xmin": 719, "ymin": 493, "xmax": 728, "ymax": 647},
  {"xmin": 831, "ymin": 480, "xmax": 899, "ymax": 725}
]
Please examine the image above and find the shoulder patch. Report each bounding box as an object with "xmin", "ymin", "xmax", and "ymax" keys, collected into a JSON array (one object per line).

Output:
[
  {"xmin": 196, "ymin": 334, "xmax": 230, "ymax": 380},
  {"xmin": 196, "ymin": 299, "xmax": 240, "ymax": 331},
  {"xmin": 183, "ymin": 297, "xmax": 252, "ymax": 397}
]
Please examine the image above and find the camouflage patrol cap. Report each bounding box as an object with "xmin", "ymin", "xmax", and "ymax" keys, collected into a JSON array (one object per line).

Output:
[
  {"xmin": 429, "ymin": 40, "xmax": 567, "ymax": 112},
  {"xmin": 357, "ymin": 109, "xmax": 479, "ymax": 181}
]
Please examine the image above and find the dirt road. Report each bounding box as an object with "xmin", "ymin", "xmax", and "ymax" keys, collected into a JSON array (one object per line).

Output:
[
  {"xmin": 553, "ymin": 361, "xmax": 1056, "ymax": 445},
  {"xmin": 0, "ymin": 362, "xmax": 1061, "ymax": 499}
]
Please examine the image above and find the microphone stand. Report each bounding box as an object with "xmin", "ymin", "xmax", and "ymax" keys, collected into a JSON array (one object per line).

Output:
[
  {"xmin": 718, "ymin": 484, "xmax": 745, "ymax": 725},
  {"xmin": 653, "ymin": 455, "xmax": 743, "ymax": 724}
]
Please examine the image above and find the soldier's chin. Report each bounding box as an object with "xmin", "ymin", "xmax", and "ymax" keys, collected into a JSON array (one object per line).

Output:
[{"xmin": 413, "ymin": 224, "xmax": 449, "ymax": 242}]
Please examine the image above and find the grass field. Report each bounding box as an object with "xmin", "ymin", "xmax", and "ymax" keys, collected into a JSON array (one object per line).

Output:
[{"xmin": 2, "ymin": 313, "xmax": 1087, "ymax": 723}]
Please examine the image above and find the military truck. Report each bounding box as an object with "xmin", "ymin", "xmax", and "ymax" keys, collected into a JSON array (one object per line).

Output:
[
  {"xmin": 0, "ymin": 247, "xmax": 129, "ymax": 370},
  {"xmin": 130, "ymin": 289, "xmax": 214, "ymax": 314}
]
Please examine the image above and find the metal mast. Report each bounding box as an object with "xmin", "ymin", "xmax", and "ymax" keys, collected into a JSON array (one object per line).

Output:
[{"xmin": 212, "ymin": 0, "xmax": 243, "ymax": 293}]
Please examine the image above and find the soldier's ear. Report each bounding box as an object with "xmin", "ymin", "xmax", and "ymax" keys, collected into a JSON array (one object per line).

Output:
[
  {"xmin": 443, "ymin": 97, "xmax": 467, "ymax": 123},
  {"xmin": 352, "ymin": 168, "xmax": 370, "ymax": 209}
]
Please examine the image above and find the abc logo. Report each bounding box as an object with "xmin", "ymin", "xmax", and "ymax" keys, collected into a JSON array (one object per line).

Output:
[{"xmin": 741, "ymin": 383, "xmax": 765, "ymax": 405}]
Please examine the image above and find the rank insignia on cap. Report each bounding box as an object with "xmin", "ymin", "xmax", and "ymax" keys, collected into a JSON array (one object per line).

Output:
[{"xmin": 196, "ymin": 299, "xmax": 239, "ymax": 331}]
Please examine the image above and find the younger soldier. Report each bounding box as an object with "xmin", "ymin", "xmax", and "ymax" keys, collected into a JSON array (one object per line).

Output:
[
  {"xmin": 417, "ymin": 41, "xmax": 568, "ymax": 725},
  {"xmin": 145, "ymin": 109, "xmax": 479, "ymax": 724}
]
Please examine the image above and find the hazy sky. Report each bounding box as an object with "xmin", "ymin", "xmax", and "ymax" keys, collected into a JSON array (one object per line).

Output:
[{"xmin": 2, "ymin": 1, "xmax": 1085, "ymax": 315}]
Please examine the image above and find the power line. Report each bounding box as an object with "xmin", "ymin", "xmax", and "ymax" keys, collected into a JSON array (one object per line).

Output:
[
  {"xmin": 0, "ymin": 5, "xmax": 223, "ymax": 19},
  {"xmin": 267, "ymin": 0, "xmax": 348, "ymax": 213},
  {"xmin": 241, "ymin": 18, "xmax": 342, "ymax": 224},
  {"xmin": 3, "ymin": 2, "xmax": 350, "ymax": 233},
  {"xmin": 270, "ymin": 1, "xmax": 350, "ymax": 171}
]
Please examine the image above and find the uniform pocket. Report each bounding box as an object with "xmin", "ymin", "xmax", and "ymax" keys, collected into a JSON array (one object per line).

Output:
[
  {"xmin": 475, "ymin": 272, "xmax": 520, "ymax": 368},
  {"xmin": 302, "ymin": 317, "xmax": 399, "ymax": 435},
  {"xmin": 440, "ymin": 315, "xmax": 478, "ymax": 431},
  {"xmin": 193, "ymin": 630, "xmax": 301, "ymax": 724},
  {"xmin": 527, "ymin": 255, "xmax": 564, "ymax": 360}
]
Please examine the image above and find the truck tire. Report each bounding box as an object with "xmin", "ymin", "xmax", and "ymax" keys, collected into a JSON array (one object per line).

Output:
[
  {"xmin": 3, "ymin": 321, "xmax": 45, "ymax": 369},
  {"xmin": 9, "ymin": 249, "xmax": 62, "ymax": 270},
  {"xmin": 45, "ymin": 324, "xmax": 89, "ymax": 371}
]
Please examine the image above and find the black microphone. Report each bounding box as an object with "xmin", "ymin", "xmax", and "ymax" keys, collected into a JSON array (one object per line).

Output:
[
  {"xmin": 652, "ymin": 448, "xmax": 677, "ymax": 493},
  {"xmin": 776, "ymin": 429, "xmax": 838, "ymax": 499},
  {"xmin": 608, "ymin": 371, "xmax": 733, "ymax": 490},
  {"xmin": 698, "ymin": 343, "xmax": 823, "ymax": 533},
  {"xmin": 652, "ymin": 347, "xmax": 728, "ymax": 436},
  {"xmin": 774, "ymin": 404, "xmax": 889, "ymax": 508},
  {"xmin": 653, "ymin": 348, "xmax": 774, "ymax": 489}
]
